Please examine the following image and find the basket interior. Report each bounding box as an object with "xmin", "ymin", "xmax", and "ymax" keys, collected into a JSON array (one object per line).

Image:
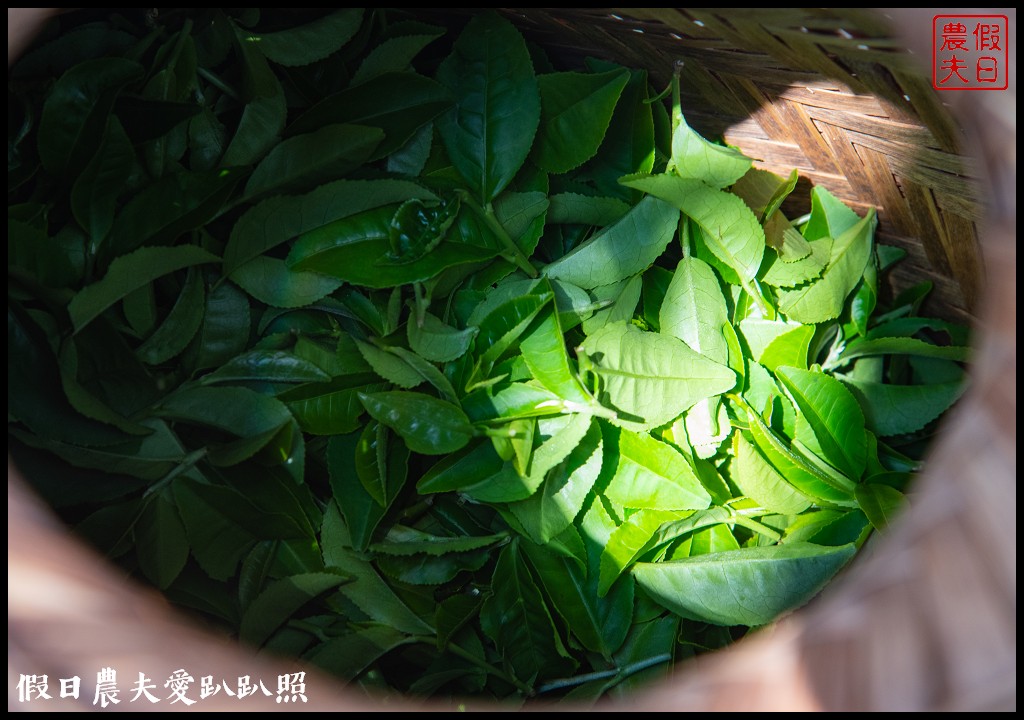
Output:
[{"xmin": 8, "ymin": 8, "xmax": 1005, "ymax": 711}]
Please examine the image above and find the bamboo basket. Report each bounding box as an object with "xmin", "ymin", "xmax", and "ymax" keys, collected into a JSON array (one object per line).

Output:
[{"xmin": 8, "ymin": 7, "xmax": 1016, "ymax": 712}]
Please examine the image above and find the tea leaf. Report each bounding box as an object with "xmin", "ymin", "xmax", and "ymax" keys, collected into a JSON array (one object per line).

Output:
[
  {"xmin": 436, "ymin": 12, "xmax": 540, "ymax": 202},
  {"xmin": 633, "ymin": 543, "xmax": 855, "ymax": 626},
  {"xmin": 580, "ymin": 322, "xmax": 735, "ymax": 431},
  {"xmin": 360, "ymin": 391, "xmax": 475, "ymax": 455},
  {"xmin": 69, "ymin": 246, "xmax": 219, "ymax": 333},
  {"xmin": 250, "ymin": 9, "xmax": 363, "ymax": 67},
  {"xmin": 544, "ymin": 196, "xmax": 679, "ymax": 289}
]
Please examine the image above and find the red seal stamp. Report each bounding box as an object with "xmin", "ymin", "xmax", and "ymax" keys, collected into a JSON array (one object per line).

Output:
[{"xmin": 933, "ymin": 15, "xmax": 1009, "ymax": 90}]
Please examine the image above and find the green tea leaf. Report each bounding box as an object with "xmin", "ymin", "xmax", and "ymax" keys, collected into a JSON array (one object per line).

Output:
[
  {"xmin": 407, "ymin": 311, "xmax": 477, "ymax": 363},
  {"xmin": 226, "ymin": 179, "xmax": 434, "ymax": 275},
  {"xmin": 631, "ymin": 506, "xmax": 741, "ymax": 564},
  {"xmin": 780, "ymin": 508, "xmax": 869, "ymax": 545},
  {"xmin": 69, "ymin": 246, "xmax": 219, "ymax": 333},
  {"xmin": 360, "ymin": 391, "xmax": 474, "ymax": 455},
  {"xmin": 136, "ymin": 268, "xmax": 205, "ymax": 365},
  {"xmin": 327, "ymin": 434, "xmax": 387, "ymax": 551},
  {"xmin": 765, "ymin": 171, "xmax": 801, "ymax": 222},
  {"xmin": 172, "ymin": 482, "xmax": 256, "ymax": 581},
  {"xmin": 194, "ymin": 281, "xmax": 250, "ymax": 372},
  {"xmin": 543, "ymin": 196, "xmax": 679, "ymax": 289},
  {"xmin": 307, "ymin": 625, "xmax": 412, "ymax": 681},
  {"xmin": 56, "ymin": 338, "xmax": 152, "ymax": 436},
  {"xmin": 239, "ymin": 571, "xmax": 350, "ymax": 647},
  {"xmin": 580, "ymin": 322, "xmax": 735, "ymax": 431},
  {"xmin": 776, "ymin": 366, "xmax": 867, "ymax": 480},
  {"xmin": 466, "ymin": 278, "xmax": 541, "ymax": 327},
  {"xmin": 855, "ymin": 483, "xmax": 905, "ymax": 530},
  {"xmin": 223, "ymin": 24, "xmax": 285, "ymax": 166},
  {"xmin": 479, "ymin": 414, "xmax": 595, "ymax": 503},
  {"xmin": 582, "ymin": 275, "xmax": 643, "ymax": 335},
  {"xmin": 547, "ymin": 193, "xmax": 630, "ymax": 227},
  {"xmin": 9, "ymin": 220, "xmax": 81, "ymax": 289},
  {"xmin": 11, "ymin": 421, "xmax": 183, "ymax": 483},
  {"xmin": 520, "ymin": 301, "xmax": 592, "ymax": 405},
  {"xmin": 385, "ymin": 563, "xmax": 482, "ymax": 596},
  {"xmin": 766, "ymin": 215, "xmax": 814, "ymax": 264},
  {"xmin": 289, "ymin": 72, "xmax": 452, "ymax": 160},
  {"xmin": 172, "ymin": 477, "xmax": 309, "ymax": 577},
  {"xmin": 352, "ymin": 31, "xmax": 445, "ymax": 85},
  {"xmin": 355, "ymin": 422, "xmax": 390, "ymax": 507},
  {"xmin": 436, "ymin": 12, "xmax": 540, "ymax": 202},
  {"xmin": 355, "ymin": 339, "xmax": 427, "ymax": 389},
  {"xmin": 682, "ymin": 399, "xmax": 731, "ymax": 460},
  {"xmin": 669, "ymin": 109, "xmax": 751, "ymax": 188},
  {"xmin": 391, "ymin": 346, "xmax": 460, "ymax": 402},
  {"xmin": 803, "ymin": 186, "xmax": 861, "ymax": 242},
  {"xmin": 744, "ymin": 397, "xmax": 856, "ymax": 505},
  {"xmin": 587, "ymin": 63, "xmax": 655, "ymax": 202},
  {"xmin": 135, "ymin": 490, "xmax": 189, "ymax": 590},
  {"xmin": 659, "ymin": 257, "xmax": 729, "ymax": 364},
  {"xmin": 278, "ymin": 373, "xmax": 383, "ymax": 436},
  {"xmin": 733, "ymin": 433, "xmax": 812, "ymax": 515},
  {"xmin": 509, "ymin": 421, "xmax": 603, "ymax": 543},
  {"xmin": 836, "ymin": 337, "xmax": 971, "ymax": 365},
  {"xmin": 476, "ymin": 291, "xmax": 552, "ymax": 368},
  {"xmin": 493, "ymin": 190, "xmax": 550, "ymax": 259},
  {"xmin": 244, "ymin": 124, "xmax": 384, "ymax": 198},
  {"xmin": 605, "ymin": 428, "xmax": 712, "ymax": 511},
  {"xmin": 759, "ymin": 325, "xmax": 814, "ymax": 372},
  {"xmin": 155, "ymin": 385, "xmax": 291, "ymax": 439},
  {"xmin": 678, "ymin": 523, "xmax": 741, "ymax": 558},
  {"xmin": 599, "ymin": 509, "xmax": 686, "ymax": 597},
  {"xmin": 250, "ymin": 8, "xmax": 363, "ymax": 66},
  {"xmin": 188, "ymin": 107, "xmax": 227, "ymax": 171},
  {"xmin": 231, "ymin": 258, "xmax": 333, "ymax": 309},
  {"xmin": 777, "ymin": 210, "xmax": 877, "ymax": 324},
  {"xmin": 416, "ymin": 440, "xmax": 505, "ymax": 495},
  {"xmin": 288, "ymin": 228, "xmax": 498, "ymax": 289},
  {"xmin": 480, "ymin": 542, "xmax": 572, "ymax": 683},
  {"xmin": 12, "ymin": 25, "xmax": 137, "ymax": 79},
  {"xmin": 842, "ymin": 379, "xmax": 966, "ymax": 436},
  {"xmin": 122, "ymin": 283, "xmax": 157, "ymax": 339},
  {"xmin": 387, "ymin": 122, "xmax": 434, "ymax": 176},
  {"xmin": 633, "ymin": 542, "xmax": 855, "ymax": 626},
  {"xmin": 379, "ymin": 547, "xmax": 492, "ymax": 585},
  {"xmin": 38, "ymin": 57, "xmax": 143, "ymax": 176},
  {"xmin": 106, "ymin": 168, "xmax": 242, "ymax": 258},
  {"xmin": 71, "ymin": 115, "xmax": 135, "ymax": 244},
  {"xmin": 291, "ymin": 335, "xmax": 370, "ymax": 377},
  {"xmin": 238, "ymin": 541, "xmax": 276, "ymax": 612},
  {"xmin": 10, "ymin": 308, "xmax": 132, "ymax": 446},
  {"xmin": 435, "ymin": 594, "xmax": 484, "ymax": 651},
  {"xmin": 200, "ymin": 350, "xmax": 330, "ymax": 385},
  {"xmin": 621, "ymin": 174, "xmax": 764, "ymax": 284},
  {"xmin": 738, "ymin": 318, "xmax": 798, "ymax": 362},
  {"xmin": 762, "ymin": 238, "xmax": 831, "ymax": 288},
  {"xmin": 534, "ymin": 69, "xmax": 629, "ymax": 173},
  {"xmin": 388, "ymin": 196, "xmax": 462, "ymax": 264},
  {"xmin": 372, "ymin": 526, "xmax": 506, "ymax": 557},
  {"xmin": 731, "ymin": 168, "xmax": 800, "ymax": 225},
  {"xmin": 524, "ymin": 539, "xmax": 632, "ymax": 659},
  {"xmin": 850, "ymin": 260, "xmax": 878, "ymax": 338},
  {"xmin": 321, "ymin": 503, "xmax": 434, "ymax": 634}
]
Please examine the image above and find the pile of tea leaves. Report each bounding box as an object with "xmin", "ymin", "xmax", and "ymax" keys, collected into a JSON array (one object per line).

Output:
[{"xmin": 8, "ymin": 8, "xmax": 970, "ymax": 702}]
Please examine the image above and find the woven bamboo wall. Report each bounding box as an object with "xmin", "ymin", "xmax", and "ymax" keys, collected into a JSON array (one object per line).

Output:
[{"xmin": 489, "ymin": 8, "xmax": 984, "ymax": 326}]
